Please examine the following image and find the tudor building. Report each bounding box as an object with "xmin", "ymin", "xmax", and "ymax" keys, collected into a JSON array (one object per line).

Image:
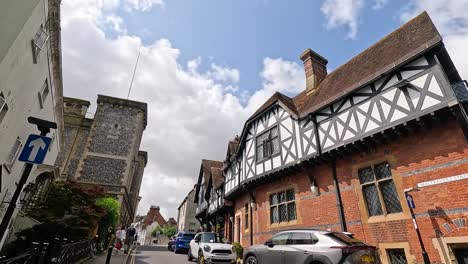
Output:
[{"xmin": 211, "ymin": 12, "xmax": 468, "ymax": 264}]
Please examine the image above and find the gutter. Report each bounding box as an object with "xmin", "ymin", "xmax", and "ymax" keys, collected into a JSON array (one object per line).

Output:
[{"xmin": 331, "ymin": 160, "xmax": 347, "ymax": 232}]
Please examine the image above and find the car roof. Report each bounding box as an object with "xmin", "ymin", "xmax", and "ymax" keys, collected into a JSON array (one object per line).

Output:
[{"xmin": 275, "ymin": 229, "xmax": 353, "ymax": 235}]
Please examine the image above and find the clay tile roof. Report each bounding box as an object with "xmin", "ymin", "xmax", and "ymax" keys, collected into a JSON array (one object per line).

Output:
[
  {"xmin": 211, "ymin": 167, "xmax": 225, "ymax": 188},
  {"xmin": 228, "ymin": 137, "xmax": 240, "ymax": 156},
  {"xmin": 294, "ymin": 11, "xmax": 442, "ymax": 116},
  {"xmin": 201, "ymin": 159, "xmax": 223, "ymax": 185},
  {"xmin": 250, "ymin": 92, "xmax": 298, "ymax": 119}
]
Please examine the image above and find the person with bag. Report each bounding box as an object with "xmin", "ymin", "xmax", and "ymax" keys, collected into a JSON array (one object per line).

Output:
[{"xmin": 115, "ymin": 226, "xmax": 126, "ymax": 254}]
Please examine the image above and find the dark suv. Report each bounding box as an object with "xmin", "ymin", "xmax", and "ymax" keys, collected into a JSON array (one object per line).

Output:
[{"xmin": 243, "ymin": 229, "xmax": 380, "ymax": 264}]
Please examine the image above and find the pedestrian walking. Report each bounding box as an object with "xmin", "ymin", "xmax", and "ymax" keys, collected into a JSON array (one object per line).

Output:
[
  {"xmin": 115, "ymin": 226, "xmax": 126, "ymax": 255},
  {"xmin": 125, "ymin": 224, "xmax": 136, "ymax": 253}
]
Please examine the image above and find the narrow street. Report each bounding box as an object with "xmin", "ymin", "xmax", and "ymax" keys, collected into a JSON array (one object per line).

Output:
[{"xmin": 131, "ymin": 245, "xmax": 194, "ymax": 264}]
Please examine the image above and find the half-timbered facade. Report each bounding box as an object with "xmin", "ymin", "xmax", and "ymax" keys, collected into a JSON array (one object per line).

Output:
[{"xmin": 218, "ymin": 12, "xmax": 468, "ymax": 264}]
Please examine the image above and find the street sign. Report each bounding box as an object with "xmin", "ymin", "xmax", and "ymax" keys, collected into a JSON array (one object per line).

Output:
[
  {"xmin": 18, "ymin": 134, "xmax": 51, "ymax": 164},
  {"xmin": 406, "ymin": 193, "xmax": 416, "ymax": 209}
]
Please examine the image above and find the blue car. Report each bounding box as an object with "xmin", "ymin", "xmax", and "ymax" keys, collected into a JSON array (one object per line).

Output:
[{"xmin": 174, "ymin": 232, "xmax": 195, "ymax": 253}]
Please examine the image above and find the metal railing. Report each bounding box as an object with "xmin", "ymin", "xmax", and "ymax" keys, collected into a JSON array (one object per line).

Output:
[{"xmin": 0, "ymin": 239, "xmax": 96, "ymax": 264}]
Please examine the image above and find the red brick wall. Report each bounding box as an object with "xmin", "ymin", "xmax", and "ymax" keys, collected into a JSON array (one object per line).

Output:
[{"xmin": 230, "ymin": 118, "xmax": 468, "ymax": 263}]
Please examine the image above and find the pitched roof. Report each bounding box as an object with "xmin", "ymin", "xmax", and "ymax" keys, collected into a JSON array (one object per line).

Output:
[
  {"xmin": 144, "ymin": 206, "xmax": 167, "ymax": 227},
  {"xmin": 201, "ymin": 159, "xmax": 223, "ymax": 186},
  {"xmin": 211, "ymin": 167, "xmax": 225, "ymax": 188},
  {"xmin": 294, "ymin": 12, "xmax": 441, "ymax": 116},
  {"xmin": 251, "ymin": 92, "xmax": 298, "ymax": 119}
]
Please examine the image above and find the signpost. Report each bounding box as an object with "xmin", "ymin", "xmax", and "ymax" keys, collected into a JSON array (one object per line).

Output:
[
  {"xmin": 404, "ymin": 188, "xmax": 430, "ymax": 264},
  {"xmin": 0, "ymin": 117, "xmax": 56, "ymax": 242},
  {"xmin": 18, "ymin": 135, "xmax": 51, "ymax": 164},
  {"xmin": 406, "ymin": 193, "xmax": 415, "ymax": 209}
]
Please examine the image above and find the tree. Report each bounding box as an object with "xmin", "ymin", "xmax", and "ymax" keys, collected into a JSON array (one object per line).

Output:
[{"xmin": 162, "ymin": 226, "xmax": 177, "ymax": 238}]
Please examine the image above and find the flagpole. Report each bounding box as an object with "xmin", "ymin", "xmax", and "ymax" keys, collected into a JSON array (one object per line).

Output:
[{"xmin": 127, "ymin": 50, "xmax": 141, "ymax": 100}]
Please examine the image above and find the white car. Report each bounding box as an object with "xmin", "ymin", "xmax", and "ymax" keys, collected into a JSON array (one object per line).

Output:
[{"xmin": 188, "ymin": 232, "xmax": 236, "ymax": 264}]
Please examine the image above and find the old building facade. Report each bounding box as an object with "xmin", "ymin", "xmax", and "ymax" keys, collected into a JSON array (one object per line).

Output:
[
  {"xmin": 56, "ymin": 95, "xmax": 147, "ymax": 226},
  {"xmin": 0, "ymin": 0, "xmax": 64, "ymax": 248},
  {"xmin": 177, "ymin": 187, "xmax": 201, "ymax": 233},
  {"xmin": 195, "ymin": 12, "xmax": 468, "ymax": 264}
]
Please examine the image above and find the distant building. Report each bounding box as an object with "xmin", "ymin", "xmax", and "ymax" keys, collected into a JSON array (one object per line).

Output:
[
  {"xmin": 0, "ymin": 0, "xmax": 63, "ymax": 249},
  {"xmin": 167, "ymin": 217, "xmax": 177, "ymax": 227},
  {"xmin": 142, "ymin": 205, "xmax": 168, "ymax": 245},
  {"xmin": 177, "ymin": 187, "xmax": 200, "ymax": 233},
  {"xmin": 55, "ymin": 95, "xmax": 147, "ymax": 226}
]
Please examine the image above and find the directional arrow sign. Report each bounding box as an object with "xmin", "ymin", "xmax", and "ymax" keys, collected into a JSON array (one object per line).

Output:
[
  {"xmin": 18, "ymin": 134, "xmax": 51, "ymax": 164},
  {"xmin": 406, "ymin": 193, "xmax": 416, "ymax": 209}
]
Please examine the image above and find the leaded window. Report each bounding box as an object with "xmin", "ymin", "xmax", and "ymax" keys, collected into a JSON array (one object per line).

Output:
[
  {"xmin": 387, "ymin": 249, "xmax": 408, "ymax": 264},
  {"xmin": 32, "ymin": 25, "xmax": 49, "ymax": 63},
  {"xmin": 270, "ymin": 189, "xmax": 296, "ymax": 224},
  {"xmin": 0, "ymin": 92, "xmax": 8, "ymax": 124},
  {"xmin": 256, "ymin": 126, "xmax": 279, "ymax": 161},
  {"xmin": 5, "ymin": 137, "xmax": 22, "ymax": 172},
  {"xmin": 359, "ymin": 162, "xmax": 402, "ymax": 217},
  {"xmin": 38, "ymin": 80, "xmax": 49, "ymax": 108}
]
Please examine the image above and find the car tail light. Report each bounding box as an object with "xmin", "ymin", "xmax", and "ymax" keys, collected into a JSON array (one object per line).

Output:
[{"xmin": 331, "ymin": 246, "xmax": 375, "ymax": 255}]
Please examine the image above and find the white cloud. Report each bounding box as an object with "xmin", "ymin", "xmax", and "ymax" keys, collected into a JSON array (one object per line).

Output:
[
  {"xmin": 372, "ymin": 0, "xmax": 388, "ymax": 10},
  {"xmin": 400, "ymin": 0, "xmax": 468, "ymax": 82},
  {"xmin": 320, "ymin": 0, "xmax": 389, "ymax": 38},
  {"xmin": 208, "ymin": 63, "xmax": 240, "ymax": 83},
  {"xmin": 61, "ymin": 0, "xmax": 304, "ymax": 219},
  {"xmin": 123, "ymin": 0, "xmax": 164, "ymax": 12},
  {"xmin": 321, "ymin": 0, "xmax": 364, "ymax": 39}
]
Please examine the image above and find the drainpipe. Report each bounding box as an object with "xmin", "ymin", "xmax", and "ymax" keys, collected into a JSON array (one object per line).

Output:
[
  {"xmin": 331, "ymin": 160, "xmax": 347, "ymax": 232},
  {"xmin": 247, "ymin": 190, "xmax": 255, "ymax": 246}
]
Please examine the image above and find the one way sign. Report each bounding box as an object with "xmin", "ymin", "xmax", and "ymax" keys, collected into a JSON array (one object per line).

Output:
[{"xmin": 18, "ymin": 134, "xmax": 51, "ymax": 164}]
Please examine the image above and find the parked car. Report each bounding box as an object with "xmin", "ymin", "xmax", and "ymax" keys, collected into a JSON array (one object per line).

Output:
[
  {"xmin": 188, "ymin": 232, "xmax": 236, "ymax": 264},
  {"xmin": 168, "ymin": 236, "xmax": 176, "ymax": 251},
  {"xmin": 243, "ymin": 229, "xmax": 380, "ymax": 264},
  {"xmin": 174, "ymin": 232, "xmax": 196, "ymax": 253}
]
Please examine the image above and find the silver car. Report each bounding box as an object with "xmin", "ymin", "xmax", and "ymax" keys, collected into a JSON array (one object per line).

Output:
[{"xmin": 243, "ymin": 229, "xmax": 380, "ymax": 264}]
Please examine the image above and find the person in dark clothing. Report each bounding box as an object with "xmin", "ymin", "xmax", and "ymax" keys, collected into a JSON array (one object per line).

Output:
[{"xmin": 125, "ymin": 224, "xmax": 136, "ymax": 253}]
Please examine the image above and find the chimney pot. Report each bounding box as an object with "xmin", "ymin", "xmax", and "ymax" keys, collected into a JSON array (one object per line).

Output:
[{"xmin": 300, "ymin": 48, "xmax": 328, "ymax": 93}]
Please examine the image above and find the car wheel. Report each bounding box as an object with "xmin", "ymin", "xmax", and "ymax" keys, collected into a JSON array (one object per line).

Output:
[
  {"xmin": 188, "ymin": 248, "xmax": 193, "ymax": 261},
  {"xmin": 198, "ymin": 251, "xmax": 205, "ymax": 264},
  {"xmin": 174, "ymin": 246, "xmax": 179, "ymax": 254},
  {"xmin": 245, "ymin": 255, "xmax": 258, "ymax": 264}
]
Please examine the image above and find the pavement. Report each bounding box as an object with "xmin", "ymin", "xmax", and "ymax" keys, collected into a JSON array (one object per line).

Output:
[
  {"xmin": 84, "ymin": 248, "xmax": 132, "ymax": 264},
  {"xmin": 130, "ymin": 245, "xmax": 195, "ymax": 264}
]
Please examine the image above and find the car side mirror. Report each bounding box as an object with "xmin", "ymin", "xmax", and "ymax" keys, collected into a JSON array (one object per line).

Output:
[
  {"xmin": 312, "ymin": 238, "xmax": 319, "ymax": 244},
  {"xmin": 264, "ymin": 239, "xmax": 274, "ymax": 248},
  {"xmin": 195, "ymin": 238, "xmax": 200, "ymax": 243}
]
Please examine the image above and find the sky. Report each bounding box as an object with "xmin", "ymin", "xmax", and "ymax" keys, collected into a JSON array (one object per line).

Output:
[{"xmin": 60, "ymin": 0, "xmax": 468, "ymax": 219}]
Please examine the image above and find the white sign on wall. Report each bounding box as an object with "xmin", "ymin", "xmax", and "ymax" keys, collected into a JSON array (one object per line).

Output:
[{"xmin": 417, "ymin": 173, "xmax": 468, "ymax": 188}]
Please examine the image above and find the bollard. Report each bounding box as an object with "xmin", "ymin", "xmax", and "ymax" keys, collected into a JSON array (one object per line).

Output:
[{"xmin": 105, "ymin": 246, "xmax": 113, "ymax": 264}]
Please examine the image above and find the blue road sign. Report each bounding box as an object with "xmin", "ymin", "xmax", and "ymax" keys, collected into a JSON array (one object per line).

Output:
[
  {"xmin": 18, "ymin": 134, "xmax": 51, "ymax": 164},
  {"xmin": 406, "ymin": 193, "xmax": 416, "ymax": 209}
]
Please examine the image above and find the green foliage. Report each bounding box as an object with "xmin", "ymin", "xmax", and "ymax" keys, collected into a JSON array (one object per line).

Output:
[
  {"xmin": 96, "ymin": 197, "xmax": 120, "ymax": 228},
  {"xmin": 151, "ymin": 225, "xmax": 176, "ymax": 238},
  {"xmin": 232, "ymin": 242, "xmax": 244, "ymax": 258},
  {"xmin": 162, "ymin": 226, "xmax": 177, "ymax": 238},
  {"xmin": 3, "ymin": 181, "xmax": 107, "ymax": 257}
]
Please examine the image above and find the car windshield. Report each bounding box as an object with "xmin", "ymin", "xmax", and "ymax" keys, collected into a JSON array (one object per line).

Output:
[
  {"xmin": 327, "ymin": 233, "xmax": 366, "ymax": 246},
  {"xmin": 201, "ymin": 233, "xmax": 225, "ymax": 243},
  {"xmin": 182, "ymin": 234, "xmax": 195, "ymax": 239}
]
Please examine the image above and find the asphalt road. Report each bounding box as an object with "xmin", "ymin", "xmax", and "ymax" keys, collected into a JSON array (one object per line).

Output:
[{"xmin": 131, "ymin": 245, "xmax": 195, "ymax": 264}]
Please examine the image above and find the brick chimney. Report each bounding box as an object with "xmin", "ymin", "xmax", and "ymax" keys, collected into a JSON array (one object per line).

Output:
[{"xmin": 300, "ymin": 48, "xmax": 328, "ymax": 93}]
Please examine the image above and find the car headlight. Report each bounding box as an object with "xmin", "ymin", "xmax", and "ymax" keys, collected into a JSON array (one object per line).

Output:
[{"xmin": 203, "ymin": 245, "xmax": 211, "ymax": 252}]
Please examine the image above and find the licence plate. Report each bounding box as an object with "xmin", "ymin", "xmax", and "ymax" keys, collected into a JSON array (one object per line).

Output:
[{"xmin": 361, "ymin": 255, "xmax": 375, "ymax": 262}]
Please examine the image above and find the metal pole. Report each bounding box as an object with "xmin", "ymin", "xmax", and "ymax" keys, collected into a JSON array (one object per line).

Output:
[
  {"xmin": 105, "ymin": 246, "xmax": 113, "ymax": 264},
  {"xmin": 0, "ymin": 129, "xmax": 48, "ymax": 242},
  {"xmin": 331, "ymin": 160, "xmax": 347, "ymax": 232},
  {"xmin": 406, "ymin": 192, "xmax": 430, "ymax": 264}
]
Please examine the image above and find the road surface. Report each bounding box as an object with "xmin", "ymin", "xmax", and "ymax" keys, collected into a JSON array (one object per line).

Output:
[{"xmin": 131, "ymin": 245, "xmax": 194, "ymax": 264}]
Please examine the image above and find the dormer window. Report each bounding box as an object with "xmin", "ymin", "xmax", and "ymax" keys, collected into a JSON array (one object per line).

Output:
[{"xmin": 256, "ymin": 126, "xmax": 279, "ymax": 161}]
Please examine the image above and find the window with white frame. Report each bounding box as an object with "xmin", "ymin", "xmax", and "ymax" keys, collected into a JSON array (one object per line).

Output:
[
  {"xmin": 359, "ymin": 162, "xmax": 402, "ymax": 217},
  {"xmin": 5, "ymin": 137, "xmax": 22, "ymax": 172},
  {"xmin": 0, "ymin": 92, "xmax": 8, "ymax": 124},
  {"xmin": 32, "ymin": 25, "xmax": 49, "ymax": 63},
  {"xmin": 256, "ymin": 126, "xmax": 279, "ymax": 161},
  {"xmin": 38, "ymin": 80, "xmax": 49, "ymax": 108}
]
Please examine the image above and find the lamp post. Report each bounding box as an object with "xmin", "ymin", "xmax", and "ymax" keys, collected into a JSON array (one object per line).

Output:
[{"xmin": 404, "ymin": 188, "xmax": 430, "ymax": 264}]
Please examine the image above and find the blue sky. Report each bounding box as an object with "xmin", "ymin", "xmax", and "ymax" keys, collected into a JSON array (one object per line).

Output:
[
  {"xmin": 61, "ymin": 0, "xmax": 468, "ymax": 217},
  {"xmin": 120, "ymin": 0, "xmax": 407, "ymax": 98}
]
